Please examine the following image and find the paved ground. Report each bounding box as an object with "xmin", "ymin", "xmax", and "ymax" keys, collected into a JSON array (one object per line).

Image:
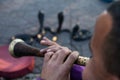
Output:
[
  {"xmin": 0, "ymin": 0, "xmax": 111, "ymax": 79},
  {"xmin": 0, "ymin": 0, "xmax": 109, "ymax": 45}
]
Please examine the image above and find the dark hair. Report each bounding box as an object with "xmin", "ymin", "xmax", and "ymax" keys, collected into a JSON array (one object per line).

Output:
[{"xmin": 103, "ymin": 1, "xmax": 120, "ymax": 78}]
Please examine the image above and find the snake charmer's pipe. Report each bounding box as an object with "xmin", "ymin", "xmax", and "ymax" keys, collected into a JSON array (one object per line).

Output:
[{"xmin": 9, "ymin": 39, "xmax": 89, "ymax": 66}]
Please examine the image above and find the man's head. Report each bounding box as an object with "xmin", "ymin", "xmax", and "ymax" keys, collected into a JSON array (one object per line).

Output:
[{"xmin": 83, "ymin": 1, "xmax": 120, "ymax": 80}]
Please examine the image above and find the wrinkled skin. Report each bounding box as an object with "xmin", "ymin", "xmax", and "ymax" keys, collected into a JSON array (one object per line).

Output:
[{"xmin": 40, "ymin": 37, "xmax": 79, "ymax": 80}]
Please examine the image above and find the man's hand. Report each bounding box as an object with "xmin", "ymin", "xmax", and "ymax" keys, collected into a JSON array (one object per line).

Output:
[
  {"xmin": 41, "ymin": 47, "xmax": 79, "ymax": 80},
  {"xmin": 40, "ymin": 37, "xmax": 79, "ymax": 80},
  {"xmin": 40, "ymin": 37, "xmax": 61, "ymax": 54}
]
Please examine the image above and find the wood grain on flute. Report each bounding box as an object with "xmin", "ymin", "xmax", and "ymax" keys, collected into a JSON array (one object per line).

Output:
[{"xmin": 9, "ymin": 39, "xmax": 89, "ymax": 66}]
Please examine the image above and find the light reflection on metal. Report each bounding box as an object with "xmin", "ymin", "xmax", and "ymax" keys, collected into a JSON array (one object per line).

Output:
[
  {"xmin": 37, "ymin": 34, "xmax": 42, "ymax": 39},
  {"xmin": 52, "ymin": 36, "xmax": 57, "ymax": 42}
]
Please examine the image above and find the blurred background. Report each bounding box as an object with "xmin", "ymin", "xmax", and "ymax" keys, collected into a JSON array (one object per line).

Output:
[{"xmin": 0, "ymin": 0, "xmax": 112, "ymax": 80}]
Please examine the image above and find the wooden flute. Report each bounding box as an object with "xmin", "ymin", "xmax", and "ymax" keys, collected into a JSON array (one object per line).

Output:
[{"xmin": 9, "ymin": 39, "xmax": 89, "ymax": 66}]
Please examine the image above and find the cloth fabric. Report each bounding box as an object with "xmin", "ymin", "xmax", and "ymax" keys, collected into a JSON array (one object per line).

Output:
[
  {"xmin": 0, "ymin": 45, "xmax": 34, "ymax": 79},
  {"xmin": 70, "ymin": 64, "xmax": 85, "ymax": 80},
  {"xmin": 36, "ymin": 77, "xmax": 44, "ymax": 80},
  {"xmin": 37, "ymin": 64, "xmax": 85, "ymax": 80}
]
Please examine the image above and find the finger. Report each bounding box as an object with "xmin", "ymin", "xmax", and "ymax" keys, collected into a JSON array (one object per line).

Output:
[
  {"xmin": 44, "ymin": 52, "xmax": 54, "ymax": 63},
  {"xmin": 56, "ymin": 47, "xmax": 71, "ymax": 64},
  {"xmin": 40, "ymin": 47, "xmax": 49, "ymax": 54},
  {"xmin": 46, "ymin": 46, "xmax": 62, "ymax": 53},
  {"xmin": 40, "ymin": 37, "xmax": 58, "ymax": 46},
  {"xmin": 64, "ymin": 51, "xmax": 79, "ymax": 69},
  {"xmin": 49, "ymin": 52, "xmax": 58, "ymax": 62},
  {"xmin": 40, "ymin": 45, "xmax": 57, "ymax": 53}
]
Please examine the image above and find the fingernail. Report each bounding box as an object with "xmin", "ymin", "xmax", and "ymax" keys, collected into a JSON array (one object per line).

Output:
[
  {"xmin": 40, "ymin": 49, "xmax": 44, "ymax": 52},
  {"xmin": 43, "ymin": 37, "xmax": 46, "ymax": 39},
  {"xmin": 41, "ymin": 40, "xmax": 45, "ymax": 43}
]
